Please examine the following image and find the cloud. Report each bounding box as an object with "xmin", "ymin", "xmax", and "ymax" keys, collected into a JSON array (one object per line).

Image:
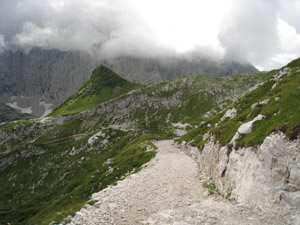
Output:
[
  {"xmin": 266, "ymin": 18, "xmax": 300, "ymax": 69},
  {"xmin": 277, "ymin": 18, "xmax": 300, "ymax": 53},
  {"xmin": 0, "ymin": 0, "xmax": 300, "ymax": 70},
  {"xmin": 8, "ymin": 0, "xmax": 153, "ymax": 57},
  {"xmin": 218, "ymin": 0, "xmax": 300, "ymax": 70},
  {"xmin": 218, "ymin": 0, "xmax": 279, "ymax": 65},
  {"xmin": 0, "ymin": 0, "xmax": 229, "ymax": 59},
  {"xmin": 278, "ymin": 0, "xmax": 300, "ymax": 33}
]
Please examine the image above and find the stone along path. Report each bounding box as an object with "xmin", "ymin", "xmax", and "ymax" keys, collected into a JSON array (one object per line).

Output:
[{"xmin": 68, "ymin": 140, "xmax": 290, "ymax": 225}]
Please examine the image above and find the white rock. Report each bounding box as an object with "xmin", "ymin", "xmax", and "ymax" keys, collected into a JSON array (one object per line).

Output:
[
  {"xmin": 238, "ymin": 114, "xmax": 264, "ymax": 135},
  {"xmin": 259, "ymin": 99, "xmax": 270, "ymax": 105},
  {"xmin": 251, "ymin": 103, "xmax": 258, "ymax": 109},
  {"xmin": 172, "ymin": 123, "xmax": 190, "ymax": 129},
  {"xmin": 230, "ymin": 114, "xmax": 265, "ymax": 145},
  {"xmin": 199, "ymin": 132, "xmax": 300, "ymax": 213},
  {"xmin": 88, "ymin": 131, "xmax": 104, "ymax": 145},
  {"xmin": 203, "ymin": 132, "xmax": 210, "ymax": 141},
  {"xmin": 221, "ymin": 108, "xmax": 237, "ymax": 121},
  {"xmin": 102, "ymin": 158, "xmax": 113, "ymax": 166},
  {"xmin": 275, "ymin": 97, "xmax": 280, "ymax": 102}
]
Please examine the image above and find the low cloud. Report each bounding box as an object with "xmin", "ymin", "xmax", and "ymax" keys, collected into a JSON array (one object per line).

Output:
[
  {"xmin": 0, "ymin": 0, "xmax": 300, "ymax": 70},
  {"xmin": 218, "ymin": 0, "xmax": 279, "ymax": 67},
  {"xmin": 218, "ymin": 0, "xmax": 300, "ymax": 70}
]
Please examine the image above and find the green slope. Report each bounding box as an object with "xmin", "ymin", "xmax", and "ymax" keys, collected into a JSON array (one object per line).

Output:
[
  {"xmin": 50, "ymin": 65, "xmax": 143, "ymax": 116},
  {"xmin": 180, "ymin": 57, "xmax": 300, "ymax": 149},
  {"xmin": 0, "ymin": 119, "xmax": 160, "ymax": 224}
]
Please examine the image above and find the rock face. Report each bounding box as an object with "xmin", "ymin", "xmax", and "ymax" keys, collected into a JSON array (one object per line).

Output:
[
  {"xmin": 0, "ymin": 48, "xmax": 95, "ymax": 117},
  {"xmin": 102, "ymin": 55, "xmax": 258, "ymax": 84},
  {"xmin": 0, "ymin": 48, "xmax": 258, "ymax": 117},
  {"xmin": 183, "ymin": 132, "xmax": 300, "ymax": 211}
]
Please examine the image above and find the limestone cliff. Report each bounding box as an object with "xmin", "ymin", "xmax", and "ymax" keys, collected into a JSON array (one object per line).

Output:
[
  {"xmin": 181, "ymin": 133, "xmax": 300, "ymax": 210},
  {"xmin": 0, "ymin": 48, "xmax": 258, "ymax": 117}
]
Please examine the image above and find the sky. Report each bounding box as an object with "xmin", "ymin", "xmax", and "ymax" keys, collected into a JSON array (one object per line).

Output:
[{"xmin": 0, "ymin": 0, "xmax": 300, "ymax": 70}]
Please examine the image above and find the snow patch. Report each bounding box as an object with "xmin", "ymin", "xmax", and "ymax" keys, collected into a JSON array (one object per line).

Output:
[
  {"xmin": 6, "ymin": 101, "xmax": 32, "ymax": 114},
  {"xmin": 39, "ymin": 101, "xmax": 53, "ymax": 118}
]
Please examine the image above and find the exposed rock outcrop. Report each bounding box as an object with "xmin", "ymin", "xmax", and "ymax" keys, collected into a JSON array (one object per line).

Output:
[
  {"xmin": 183, "ymin": 132, "xmax": 300, "ymax": 211},
  {"xmin": 0, "ymin": 48, "xmax": 95, "ymax": 117},
  {"xmin": 68, "ymin": 140, "xmax": 296, "ymax": 225}
]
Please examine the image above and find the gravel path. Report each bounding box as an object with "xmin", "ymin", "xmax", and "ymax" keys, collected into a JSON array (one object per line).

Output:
[{"xmin": 68, "ymin": 140, "xmax": 294, "ymax": 225}]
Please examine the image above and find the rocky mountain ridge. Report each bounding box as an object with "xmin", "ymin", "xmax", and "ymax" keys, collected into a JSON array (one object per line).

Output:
[{"xmin": 0, "ymin": 47, "xmax": 258, "ymax": 118}]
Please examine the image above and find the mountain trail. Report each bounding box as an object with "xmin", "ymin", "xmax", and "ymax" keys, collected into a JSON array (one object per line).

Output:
[{"xmin": 68, "ymin": 140, "xmax": 292, "ymax": 225}]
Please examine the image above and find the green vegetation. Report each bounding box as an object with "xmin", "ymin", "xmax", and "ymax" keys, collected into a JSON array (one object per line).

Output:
[
  {"xmin": 177, "ymin": 111, "xmax": 225, "ymax": 150},
  {"xmin": 180, "ymin": 58, "xmax": 300, "ymax": 149},
  {"xmin": 203, "ymin": 182, "xmax": 221, "ymax": 195},
  {"xmin": 131, "ymin": 72, "xmax": 268, "ymax": 126},
  {"xmin": 50, "ymin": 65, "xmax": 143, "ymax": 116},
  {"xmin": 0, "ymin": 118, "xmax": 167, "ymax": 224},
  {"xmin": 0, "ymin": 120, "xmax": 34, "ymax": 133},
  {"xmin": 2, "ymin": 58, "xmax": 300, "ymax": 224},
  {"xmin": 287, "ymin": 57, "xmax": 300, "ymax": 68}
]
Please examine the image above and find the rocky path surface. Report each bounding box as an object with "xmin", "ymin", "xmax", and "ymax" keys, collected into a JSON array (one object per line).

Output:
[{"xmin": 68, "ymin": 140, "xmax": 294, "ymax": 225}]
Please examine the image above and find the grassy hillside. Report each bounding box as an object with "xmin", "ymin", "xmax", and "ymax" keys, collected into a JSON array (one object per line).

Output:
[
  {"xmin": 0, "ymin": 116, "xmax": 172, "ymax": 224},
  {"xmin": 50, "ymin": 65, "xmax": 143, "ymax": 116},
  {"xmin": 103, "ymin": 72, "xmax": 269, "ymax": 127},
  {"xmin": 179, "ymin": 57, "xmax": 300, "ymax": 149}
]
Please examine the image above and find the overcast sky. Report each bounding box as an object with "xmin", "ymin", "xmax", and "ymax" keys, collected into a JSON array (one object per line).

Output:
[{"xmin": 0, "ymin": 0, "xmax": 300, "ymax": 70}]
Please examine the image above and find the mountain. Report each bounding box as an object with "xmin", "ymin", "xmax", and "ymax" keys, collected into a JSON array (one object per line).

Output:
[
  {"xmin": 178, "ymin": 58, "xmax": 300, "ymax": 210},
  {"xmin": 102, "ymin": 54, "xmax": 258, "ymax": 82},
  {"xmin": 2, "ymin": 57, "xmax": 298, "ymax": 225},
  {"xmin": 50, "ymin": 65, "xmax": 143, "ymax": 116},
  {"xmin": 0, "ymin": 48, "xmax": 95, "ymax": 117},
  {"xmin": 0, "ymin": 65, "xmax": 266, "ymax": 224},
  {"xmin": 0, "ymin": 103, "xmax": 33, "ymax": 123},
  {"xmin": 0, "ymin": 48, "xmax": 258, "ymax": 117}
]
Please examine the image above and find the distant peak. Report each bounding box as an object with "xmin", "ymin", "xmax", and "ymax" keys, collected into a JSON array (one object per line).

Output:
[{"xmin": 90, "ymin": 65, "xmax": 129, "ymax": 87}]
